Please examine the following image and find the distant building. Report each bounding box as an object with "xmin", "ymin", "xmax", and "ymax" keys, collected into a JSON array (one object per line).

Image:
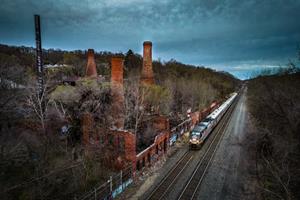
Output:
[{"xmin": 44, "ymin": 64, "xmax": 68, "ymax": 68}]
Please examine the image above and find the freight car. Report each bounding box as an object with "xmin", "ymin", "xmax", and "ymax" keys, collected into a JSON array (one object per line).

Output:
[{"xmin": 189, "ymin": 93, "xmax": 237, "ymax": 149}]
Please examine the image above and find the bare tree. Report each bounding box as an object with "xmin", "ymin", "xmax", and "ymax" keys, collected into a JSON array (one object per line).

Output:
[
  {"xmin": 26, "ymin": 83, "xmax": 50, "ymax": 133},
  {"xmin": 248, "ymin": 73, "xmax": 300, "ymax": 200},
  {"xmin": 124, "ymin": 76, "xmax": 146, "ymax": 134}
]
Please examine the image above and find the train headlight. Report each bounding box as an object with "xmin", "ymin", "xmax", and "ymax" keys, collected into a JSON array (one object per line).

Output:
[{"xmin": 190, "ymin": 139, "xmax": 199, "ymax": 144}]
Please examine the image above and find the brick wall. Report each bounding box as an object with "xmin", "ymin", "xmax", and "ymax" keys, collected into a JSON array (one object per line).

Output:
[
  {"xmin": 110, "ymin": 130, "xmax": 136, "ymax": 170},
  {"xmin": 136, "ymin": 130, "xmax": 169, "ymax": 170},
  {"xmin": 141, "ymin": 41, "xmax": 154, "ymax": 85},
  {"xmin": 81, "ymin": 112, "xmax": 94, "ymax": 146},
  {"xmin": 86, "ymin": 49, "xmax": 97, "ymax": 78},
  {"xmin": 152, "ymin": 115, "xmax": 170, "ymax": 132},
  {"xmin": 111, "ymin": 56, "xmax": 125, "ymax": 129},
  {"xmin": 190, "ymin": 111, "xmax": 200, "ymax": 125}
]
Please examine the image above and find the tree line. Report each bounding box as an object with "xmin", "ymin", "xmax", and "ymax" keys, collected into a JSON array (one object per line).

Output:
[
  {"xmin": 0, "ymin": 43, "xmax": 239, "ymax": 199},
  {"xmin": 248, "ymin": 71, "xmax": 300, "ymax": 200}
]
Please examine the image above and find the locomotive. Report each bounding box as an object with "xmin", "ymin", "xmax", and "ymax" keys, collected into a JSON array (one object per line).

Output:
[{"xmin": 189, "ymin": 93, "xmax": 237, "ymax": 150}]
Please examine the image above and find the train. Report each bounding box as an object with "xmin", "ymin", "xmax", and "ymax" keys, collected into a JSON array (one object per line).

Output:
[{"xmin": 189, "ymin": 92, "xmax": 238, "ymax": 150}]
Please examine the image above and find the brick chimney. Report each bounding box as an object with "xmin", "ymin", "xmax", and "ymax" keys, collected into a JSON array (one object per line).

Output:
[
  {"xmin": 86, "ymin": 49, "xmax": 97, "ymax": 78},
  {"xmin": 111, "ymin": 55, "xmax": 125, "ymax": 129},
  {"xmin": 141, "ymin": 41, "xmax": 154, "ymax": 85},
  {"xmin": 82, "ymin": 112, "xmax": 93, "ymax": 146}
]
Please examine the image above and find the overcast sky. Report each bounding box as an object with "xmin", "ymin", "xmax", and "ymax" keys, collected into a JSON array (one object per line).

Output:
[{"xmin": 1, "ymin": 0, "xmax": 300, "ymax": 79}]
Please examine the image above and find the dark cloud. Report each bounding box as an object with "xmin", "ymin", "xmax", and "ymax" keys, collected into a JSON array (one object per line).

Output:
[{"xmin": 0, "ymin": 0, "xmax": 299, "ymax": 79}]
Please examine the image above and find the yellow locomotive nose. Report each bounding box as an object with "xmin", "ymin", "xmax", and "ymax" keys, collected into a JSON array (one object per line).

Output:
[{"xmin": 189, "ymin": 139, "xmax": 202, "ymax": 144}]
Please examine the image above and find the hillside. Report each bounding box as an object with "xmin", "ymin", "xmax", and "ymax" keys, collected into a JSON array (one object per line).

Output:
[
  {"xmin": 0, "ymin": 43, "xmax": 239, "ymax": 114},
  {"xmin": 247, "ymin": 72, "xmax": 300, "ymax": 200},
  {"xmin": 0, "ymin": 43, "xmax": 240, "ymax": 199}
]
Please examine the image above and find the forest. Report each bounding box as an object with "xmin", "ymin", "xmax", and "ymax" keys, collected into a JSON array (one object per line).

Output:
[
  {"xmin": 0, "ymin": 44, "xmax": 239, "ymax": 199},
  {"xmin": 247, "ymin": 69, "xmax": 300, "ymax": 200}
]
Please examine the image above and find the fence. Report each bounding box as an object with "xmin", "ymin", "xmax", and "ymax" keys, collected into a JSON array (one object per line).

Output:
[{"xmin": 78, "ymin": 166, "xmax": 133, "ymax": 200}]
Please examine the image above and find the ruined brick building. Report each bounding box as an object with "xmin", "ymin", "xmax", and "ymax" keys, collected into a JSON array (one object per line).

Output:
[
  {"xmin": 82, "ymin": 41, "xmax": 162, "ymax": 170},
  {"xmin": 80, "ymin": 41, "xmax": 217, "ymax": 171}
]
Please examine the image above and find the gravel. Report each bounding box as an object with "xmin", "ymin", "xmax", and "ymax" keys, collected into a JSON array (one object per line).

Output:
[{"xmin": 195, "ymin": 87, "xmax": 259, "ymax": 200}]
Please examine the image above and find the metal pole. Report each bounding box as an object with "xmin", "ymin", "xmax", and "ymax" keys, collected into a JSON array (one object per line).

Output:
[
  {"xmin": 110, "ymin": 176, "xmax": 112, "ymax": 192},
  {"xmin": 34, "ymin": 14, "xmax": 44, "ymax": 98},
  {"xmin": 120, "ymin": 170, "xmax": 123, "ymax": 190}
]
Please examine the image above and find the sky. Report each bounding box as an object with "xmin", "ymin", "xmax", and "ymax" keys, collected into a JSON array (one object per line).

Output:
[{"xmin": 1, "ymin": 0, "xmax": 300, "ymax": 79}]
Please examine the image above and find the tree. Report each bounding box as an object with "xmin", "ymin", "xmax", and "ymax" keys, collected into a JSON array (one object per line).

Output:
[
  {"xmin": 26, "ymin": 84, "xmax": 50, "ymax": 133},
  {"xmin": 124, "ymin": 75, "xmax": 171, "ymax": 140},
  {"xmin": 143, "ymin": 84, "xmax": 171, "ymax": 114},
  {"xmin": 63, "ymin": 52, "xmax": 84, "ymax": 76},
  {"xmin": 248, "ymin": 73, "xmax": 300, "ymax": 200},
  {"xmin": 124, "ymin": 49, "xmax": 142, "ymax": 76},
  {"xmin": 50, "ymin": 78, "xmax": 112, "ymax": 133},
  {"xmin": 0, "ymin": 53, "xmax": 26, "ymax": 127},
  {"xmin": 124, "ymin": 76, "xmax": 145, "ymax": 134}
]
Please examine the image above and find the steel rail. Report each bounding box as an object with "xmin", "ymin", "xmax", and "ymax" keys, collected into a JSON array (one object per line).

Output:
[
  {"xmin": 144, "ymin": 150, "xmax": 194, "ymax": 200},
  {"xmin": 177, "ymin": 93, "xmax": 240, "ymax": 200},
  {"xmin": 145, "ymin": 94, "xmax": 240, "ymax": 200}
]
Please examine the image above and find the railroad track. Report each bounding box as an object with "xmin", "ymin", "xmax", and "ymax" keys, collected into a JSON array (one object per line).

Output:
[
  {"xmin": 144, "ymin": 150, "xmax": 195, "ymax": 200},
  {"xmin": 177, "ymin": 93, "xmax": 240, "ymax": 200},
  {"xmin": 145, "ymin": 94, "xmax": 240, "ymax": 200}
]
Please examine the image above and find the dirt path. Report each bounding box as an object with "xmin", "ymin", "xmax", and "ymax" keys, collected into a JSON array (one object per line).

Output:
[{"xmin": 196, "ymin": 87, "xmax": 258, "ymax": 200}]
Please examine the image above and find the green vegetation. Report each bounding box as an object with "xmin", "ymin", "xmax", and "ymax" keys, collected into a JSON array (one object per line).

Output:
[{"xmin": 144, "ymin": 84, "xmax": 172, "ymax": 115}]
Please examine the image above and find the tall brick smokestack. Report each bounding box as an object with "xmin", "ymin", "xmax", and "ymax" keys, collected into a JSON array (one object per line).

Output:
[
  {"xmin": 141, "ymin": 41, "xmax": 154, "ymax": 85},
  {"xmin": 86, "ymin": 49, "xmax": 97, "ymax": 78},
  {"xmin": 111, "ymin": 56, "xmax": 125, "ymax": 129}
]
